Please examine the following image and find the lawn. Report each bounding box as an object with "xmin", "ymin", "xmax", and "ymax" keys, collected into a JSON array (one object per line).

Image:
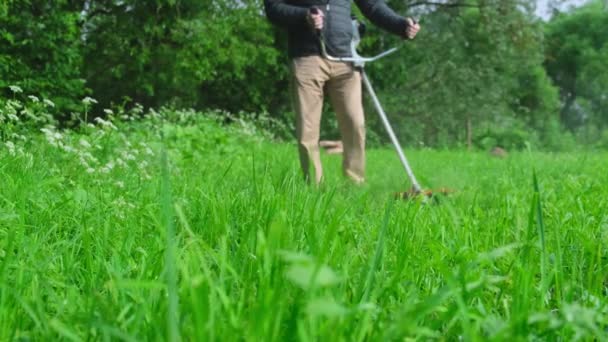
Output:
[{"xmin": 1, "ymin": 108, "xmax": 607, "ymax": 340}]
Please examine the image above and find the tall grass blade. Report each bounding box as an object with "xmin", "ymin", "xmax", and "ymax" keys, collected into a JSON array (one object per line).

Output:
[
  {"xmin": 360, "ymin": 199, "xmax": 393, "ymax": 303},
  {"xmin": 532, "ymin": 169, "xmax": 545, "ymax": 254},
  {"xmin": 160, "ymin": 145, "xmax": 180, "ymax": 342}
]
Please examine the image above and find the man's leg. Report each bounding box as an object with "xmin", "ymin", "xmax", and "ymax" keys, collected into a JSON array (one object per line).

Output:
[
  {"xmin": 291, "ymin": 56, "xmax": 329, "ymax": 184},
  {"xmin": 327, "ymin": 61, "xmax": 365, "ymax": 184}
]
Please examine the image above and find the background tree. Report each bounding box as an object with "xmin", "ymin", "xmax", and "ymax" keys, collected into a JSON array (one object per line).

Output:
[
  {"xmin": 0, "ymin": 0, "xmax": 86, "ymax": 113},
  {"xmin": 544, "ymin": 0, "xmax": 608, "ymax": 144},
  {"xmin": 81, "ymin": 0, "xmax": 285, "ymax": 112},
  {"xmin": 350, "ymin": 0, "xmax": 561, "ymax": 149}
]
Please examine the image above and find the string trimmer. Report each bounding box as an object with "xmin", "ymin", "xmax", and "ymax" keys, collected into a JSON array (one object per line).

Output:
[{"xmin": 313, "ymin": 12, "xmax": 451, "ymax": 200}]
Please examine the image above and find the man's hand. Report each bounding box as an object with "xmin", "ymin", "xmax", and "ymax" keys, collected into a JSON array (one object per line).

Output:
[
  {"xmin": 307, "ymin": 7, "xmax": 324, "ymax": 32},
  {"xmin": 405, "ymin": 18, "xmax": 420, "ymax": 39}
]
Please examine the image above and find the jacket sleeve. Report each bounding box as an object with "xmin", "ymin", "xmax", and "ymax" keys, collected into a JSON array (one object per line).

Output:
[
  {"xmin": 354, "ymin": 0, "xmax": 408, "ymax": 37},
  {"xmin": 264, "ymin": 0, "xmax": 310, "ymax": 29}
]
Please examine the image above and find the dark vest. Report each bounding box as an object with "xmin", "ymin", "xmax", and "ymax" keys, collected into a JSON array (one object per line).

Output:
[
  {"xmin": 265, "ymin": 0, "xmax": 407, "ymax": 58},
  {"xmin": 287, "ymin": 0, "xmax": 356, "ymax": 58}
]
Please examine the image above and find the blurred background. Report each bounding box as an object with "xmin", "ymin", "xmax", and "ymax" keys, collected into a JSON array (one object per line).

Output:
[{"xmin": 1, "ymin": 0, "xmax": 606, "ymax": 150}]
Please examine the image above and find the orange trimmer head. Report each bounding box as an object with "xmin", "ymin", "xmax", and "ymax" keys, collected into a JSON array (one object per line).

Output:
[{"xmin": 394, "ymin": 187, "xmax": 455, "ymax": 201}]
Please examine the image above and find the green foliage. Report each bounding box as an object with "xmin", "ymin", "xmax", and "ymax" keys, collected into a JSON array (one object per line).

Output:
[
  {"xmin": 356, "ymin": 0, "xmax": 562, "ymax": 149},
  {"xmin": 539, "ymin": 118, "xmax": 578, "ymax": 151},
  {"xmin": 192, "ymin": 3, "xmax": 288, "ymax": 112},
  {"xmin": 475, "ymin": 122, "xmax": 536, "ymax": 151},
  {"xmin": 0, "ymin": 0, "xmax": 287, "ymax": 115},
  {"xmin": 82, "ymin": 0, "xmax": 285, "ymax": 112},
  {"xmin": 545, "ymin": 0, "xmax": 608, "ymax": 134},
  {"xmin": 595, "ymin": 129, "xmax": 608, "ymax": 149},
  {"xmin": 0, "ymin": 0, "xmax": 86, "ymax": 113}
]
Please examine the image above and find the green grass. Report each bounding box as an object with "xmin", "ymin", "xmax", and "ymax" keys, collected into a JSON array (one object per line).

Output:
[{"xmin": 1, "ymin": 109, "xmax": 607, "ymax": 341}]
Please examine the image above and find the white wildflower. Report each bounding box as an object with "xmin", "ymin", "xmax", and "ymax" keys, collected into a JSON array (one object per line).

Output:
[
  {"xmin": 93, "ymin": 130, "xmax": 107, "ymax": 139},
  {"xmin": 100, "ymin": 161, "xmax": 115, "ymax": 174},
  {"xmin": 139, "ymin": 142, "xmax": 154, "ymax": 156},
  {"xmin": 5, "ymin": 141, "xmax": 16, "ymax": 156},
  {"xmin": 82, "ymin": 97, "xmax": 98, "ymax": 105},
  {"xmin": 103, "ymin": 109, "xmax": 114, "ymax": 115},
  {"xmin": 10, "ymin": 134, "xmax": 27, "ymax": 142},
  {"xmin": 94, "ymin": 117, "xmax": 117, "ymax": 130},
  {"xmin": 61, "ymin": 145, "xmax": 75, "ymax": 153},
  {"xmin": 28, "ymin": 95, "xmax": 40, "ymax": 103},
  {"xmin": 115, "ymin": 181, "xmax": 125, "ymax": 189},
  {"xmin": 79, "ymin": 152, "xmax": 98, "ymax": 165},
  {"xmin": 81, "ymin": 151, "xmax": 93, "ymax": 160},
  {"xmin": 132, "ymin": 104, "xmax": 144, "ymax": 115},
  {"xmin": 86, "ymin": 167, "xmax": 95, "ymax": 174},
  {"xmin": 40, "ymin": 127, "xmax": 63, "ymax": 147},
  {"xmin": 7, "ymin": 99, "xmax": 22, "ymax": 110},
  {"xmin": 79, "ymin": 157, "xmax": 90, "ymax": 169},
  {"xmin": 115, "ymin": 197, "xmax": 126, "ymax": 206},
  {"xmin": 116, "ymin": 158, "xmax": 126, "ymax": 167},
  {"xmin": 21, "ymin": 108, "xmax": 38, "ymax": 121},
  {"xmin": 79, "ymin": 139, "xmax": 91, "ymax": 149},
  {"xmin": 122, "ymin": 152, "xmax": 136, "ymax": 161},
  {"xmin": 43, "ymin": 99, "xmax": 55, "ymax": 108},
  {"xmin": 9, "ymin": 85, "xmax": 23, "ymax": 94},
  {"xmin": 148, "ymin": 109, "xmax": 161, "ymax": 120}
]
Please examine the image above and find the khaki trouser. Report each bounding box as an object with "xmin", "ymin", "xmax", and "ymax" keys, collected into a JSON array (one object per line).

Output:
[{"xmin": 291, "ymin": 56, "xmax": 365, "ymax": 185}]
